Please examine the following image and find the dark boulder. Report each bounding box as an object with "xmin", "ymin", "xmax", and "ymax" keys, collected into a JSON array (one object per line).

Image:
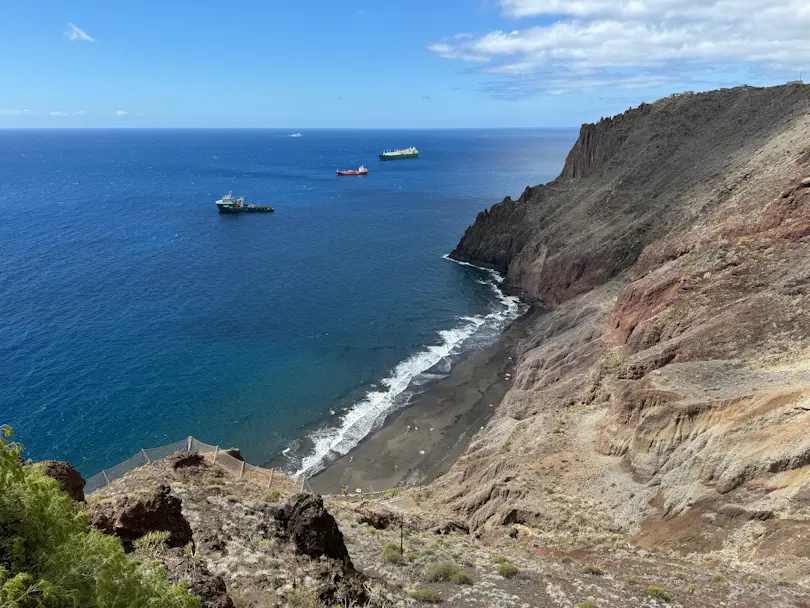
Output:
[
  {"xmin": 432, "ymin": 520, "xmax": 470, "ymax": 535},
  {"xmin": 223, "ymin": 448, "xmax": 243, "ymax": 461},
  {"xmin": 171, "ymin": 452, "xmax": 206, "ymax": 470},
  {"xmin": 38, "ymin": 460, "xmax": 86, "ymax": 502},
  {"xmin": 270, "ymin": 494, "xmax": 367, "ymax": 605},
  {"xmin": 163, "ymin": 548, "xmax": 234, "ymax": 608},
  {"xmin": 270, "ymin": 493, "xmax": 351, "ymax": 565},
  {"xmin": 357, "ymin": 507, "xmax": 398, "ymax": 530},
  {"xmin": 90, "ymin": 484, "xmax": 193, "ymax": 551}
]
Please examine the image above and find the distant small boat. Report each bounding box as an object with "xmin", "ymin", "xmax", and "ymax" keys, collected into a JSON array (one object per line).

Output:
[
  {"xmin": 289, "ymin": 133, "xmax": 303, "ymax": 138},
  {"xmin": 336, "ymin": 165, "xmax": 369, "ymax": 176},
  {"xmin": 379, "ymin": 147, "xmax": 418, "ymax": 160}
]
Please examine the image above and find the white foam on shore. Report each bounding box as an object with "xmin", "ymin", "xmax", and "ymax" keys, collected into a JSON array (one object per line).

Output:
[{"xmin": 291, "ymin": 255, "xmax": 526, "ymax": 478}]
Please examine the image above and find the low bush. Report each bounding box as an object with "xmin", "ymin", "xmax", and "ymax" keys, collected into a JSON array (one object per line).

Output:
[
  {"xmin": 264, "ymin": 489, "xmax": 281, "ymax": 502},
  {"xmin": 450, "ymin": 571, "xmax": 473, "ymax": 585},
  {"xmin": 582, "ymin": 564, "xmax": 604, "ymax": 576},
  {"xmin": 383, "ymin": 488, "xmax": 404, "ymax": 500},
  {"xmin": 578, "ymin": 602, "xmax": 597, "ymax": 608},
  {"xmin": 382, "ymin": 542, "xmax": 403, "ymax": 564},
  {"xmin": 408, "ymin": 588, "xmax": 443, "ymax": 603},
  {"xmin": 490, "ymin": 555, "xmax": 510, "ymax": 564},
  {"xmin": 133, "ymin": 530, "xmax": 171, "ymax": 559},
  {"xmin": 645, "ymin": 586, "xmax": 671, "ymax": 602},
  {"xmin": 425, "ymin": 561, "xmax": 459, "ymax": 582},
  {"xmin": 287, "ymin": 588, "xmax": 317, "ymax": 608},
  {"xmin": 497, "ymin": 562, "xmax": 520, "ymax": 579}
]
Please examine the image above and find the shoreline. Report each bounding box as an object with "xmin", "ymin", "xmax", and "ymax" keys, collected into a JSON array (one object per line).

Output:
[{"xmin": 308, "ymin": 307, "xmax": 540, "ymax": 495}]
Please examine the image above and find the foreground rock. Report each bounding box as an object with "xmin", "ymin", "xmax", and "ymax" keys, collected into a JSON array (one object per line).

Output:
[
  {"xmin": 36, "ymin": 460, "xmax": 86, "ymax": 502},
  {"xmin": 90, "ymin": 483, "xmax": 193, "ymax": 551},
  {"xmin": 270, "ymin": 494, "xmax": 368, "ymax": 604}
]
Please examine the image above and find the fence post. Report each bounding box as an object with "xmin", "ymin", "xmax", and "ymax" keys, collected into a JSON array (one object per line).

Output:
[
  {"xmin": 141, "ymin": 449, "xmax": 150, "ymax": 464},
  {"xmin": 239, "ymin": 460, "xmax": 245, "ymax": 479},
  {"xmin": 300, "ymin": 475, "xmax": 306, "ymax": 492},
  {"xmin": 187, "ymin": 436, "xmax": 193, "ymax": 452},
  {"xmin": 213, "ymin": 446, "xmax": 218, "ymax": 463},
  {"xmin": 102, "ymin": 470, "xmax": 110, "ymax": 486},
  {"xmin": 268, "ymin": 469, "xmax": 274, "ymax": 489}
]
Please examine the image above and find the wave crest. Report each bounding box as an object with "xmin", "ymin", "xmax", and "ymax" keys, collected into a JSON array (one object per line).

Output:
[{"xmin": 291, "ymin": 256, "xmax": 525, "ymax": 478}]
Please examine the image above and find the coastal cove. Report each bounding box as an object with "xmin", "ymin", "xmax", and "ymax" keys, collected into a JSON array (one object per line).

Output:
[{"xmin": 0, "ymin": 128, "xmax": 576, "ymax": 479}]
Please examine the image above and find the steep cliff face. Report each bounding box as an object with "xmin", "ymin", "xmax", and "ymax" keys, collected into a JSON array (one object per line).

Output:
[
  {"xmin": 439, "ymin": 84, "xmax": 810, "ymax": 583},
  {"xmin": 450, "ymin": 85, "xmax": 810, "ymax": 308}
]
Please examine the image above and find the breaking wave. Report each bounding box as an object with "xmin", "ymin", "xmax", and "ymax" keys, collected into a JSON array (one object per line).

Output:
[{"xmin": 291, "ymin": 255, "xmax": 525, "ymax": 478}]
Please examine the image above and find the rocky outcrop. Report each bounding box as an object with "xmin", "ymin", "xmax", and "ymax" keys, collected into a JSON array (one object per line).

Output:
[
  {"xmin": 269, "ymin": 494, "xmax": 367, "ymax": 605},
  {"xmin": 163, "ymin": 548, "xmax": 234, "ymax": 608},
  {"xmin": 90, "ymin": 483, "xmax": 193, "ymax": 551},
  {"xmin": 171, "ymin": 453, "xmax": 205, "ymax": 469},
  {"xmin": 223, "ymin": 448, "xmax": 243, "ymax": 461},
  {"xmin": 271, "ymin": 493, "xmax": 353, "ymax": 565},
  {"xmin": 37, "ymin": 460, "xmax": 86, "ymax": 502}
]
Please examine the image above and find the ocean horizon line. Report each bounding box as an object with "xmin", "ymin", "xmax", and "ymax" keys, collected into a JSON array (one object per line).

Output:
[{"xmin": 0, "ymin": 126, "xmax": 579, "ymax": 132}]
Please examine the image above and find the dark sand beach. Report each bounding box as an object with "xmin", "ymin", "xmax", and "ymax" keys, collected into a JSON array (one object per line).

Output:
[{"xmin": 308, "ymin": 308, "xmax": 540, "ymax": 495}]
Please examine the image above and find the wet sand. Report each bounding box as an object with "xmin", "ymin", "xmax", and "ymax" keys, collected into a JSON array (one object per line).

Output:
[{"xmin": 308, "ymin": 308, "xmax": 540, "ymax": 494}]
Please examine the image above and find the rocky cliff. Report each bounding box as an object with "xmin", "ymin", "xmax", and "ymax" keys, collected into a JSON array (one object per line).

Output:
[{"xmin": 441, "ymin": 84, "xmax": 810, "ymax": 584}]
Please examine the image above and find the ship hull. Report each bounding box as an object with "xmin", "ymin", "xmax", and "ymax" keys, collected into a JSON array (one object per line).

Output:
[
  {"xmin": 336, "ymin": 171, "xmax": 368, "ymax": 176},
  {"xmin": 217, "ymin": 204, "xmax": 274, "ymax": 214},
  {"xmin": 379, "ymin": 153, "xmax": 418, "ymax": 161}
]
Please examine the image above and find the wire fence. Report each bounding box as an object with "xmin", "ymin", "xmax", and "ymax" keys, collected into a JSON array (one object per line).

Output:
[{"xmin": 85, "ymin": 436, "xmax": 296, "ymax": 495}]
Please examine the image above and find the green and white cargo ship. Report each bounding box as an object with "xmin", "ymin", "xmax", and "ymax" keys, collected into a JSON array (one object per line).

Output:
[{"xmin": 379, "ymin": 146, "xmax": 419, "ymax": 161}]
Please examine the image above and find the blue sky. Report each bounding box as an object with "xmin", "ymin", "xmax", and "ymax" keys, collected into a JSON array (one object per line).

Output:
[{"xmin": 1, "ymin": 0, "xmax": 807, "ymax": 128}]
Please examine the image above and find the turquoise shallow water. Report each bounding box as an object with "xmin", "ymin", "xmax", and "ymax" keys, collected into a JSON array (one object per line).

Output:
[{"xmin": 0, "ymin": 128, "xmax": 576, "ymax": 477}]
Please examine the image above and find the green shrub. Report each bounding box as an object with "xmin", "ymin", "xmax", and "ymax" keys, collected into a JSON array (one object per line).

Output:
[
  {"xmin": 497, "ymin": 562, "xmax": 520, "ymax": 578},
  {"xmin": 383, "ymin": 488, "xmax": 404, "ymax": 500},
  {"xmin": 582, "ymin": 564, "xmax": 604, "ymax": 576},
  {"xmin": 133, "ymin": 530, "xmax": 171, "ymax": 559},
  {"xmin": 264, "ymin": 489, "xmax": 281, "ymax": 502},
  {"xmin": 382, "ymin": 542, "xmax": 403, "ymax": 564},
  {"xmin": 425, "ymin": 561, "xmax": 459, "ymax": 582},
  {"xmin": 408, "ymin": 588, "xmax": 443, "ymax": 603},
  {"xmin": 490, "ymin": 555, "xmax": 510, "ymax": 564},
  {"xmin": 0, "ymin": 424, "xmax": 199, "ymax": 608},
  {"xmin": 578, "ymin": 602, "xmax": 597, "ymax": 608},
  {"xmin": 450, "ymin": 571, "xmax": 473, "ymax": 585},
  {"xmin": 405, "ymin": 551, "xmax": 418, "ymax": 561},
  {"xmin": 287, "ymin": 588, "xmax": 317, "ymax": 607},
  {"xmin": 710, "ymin": 574, "xmax": 724, "ymax": 582},
  {"xmin": 645, "ymin": 586, "xmax": 671, "ymax": 602}
]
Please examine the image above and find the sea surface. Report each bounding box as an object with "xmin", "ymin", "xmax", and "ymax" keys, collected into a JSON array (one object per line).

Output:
[{"xmin": 0, "ymin": 128, "xmax": 576, "ymax": 478}]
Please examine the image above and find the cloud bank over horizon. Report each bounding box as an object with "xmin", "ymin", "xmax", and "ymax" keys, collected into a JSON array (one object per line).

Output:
[{"xmin": 430, "ymin": 0, "xmax": 810, "ymax": 97}]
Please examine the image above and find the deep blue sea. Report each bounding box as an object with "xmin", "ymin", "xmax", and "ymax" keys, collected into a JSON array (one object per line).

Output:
[{"xmin": 0, "ymin": 128, "xmax": 575, "ymax": 478}]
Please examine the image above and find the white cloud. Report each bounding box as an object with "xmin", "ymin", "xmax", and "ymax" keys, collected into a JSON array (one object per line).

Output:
[
  {"xmin": 65, "ymin": 23, "xmax": 94, "ymax": 42},
  {"xmin": 427, "ymin": 42, "xmax": 489, "ymax": 62},
  {"xmin": 430, "ymin": 0, "xmax": 810, "ymax": 95},
  {"xmin": 73, "ymin": 110, "xmax": 86, "ymax": 115},
  {"xmin": 49, "ymin": 110, "xmax": 69, "ymax": 117},
  {"xmin": 115, "ymin": 110, "xmax": 128, "ymax": 116},
  {"xmin": 0, "ymin": 109, "xmax": 35, "ymax": 116}
]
